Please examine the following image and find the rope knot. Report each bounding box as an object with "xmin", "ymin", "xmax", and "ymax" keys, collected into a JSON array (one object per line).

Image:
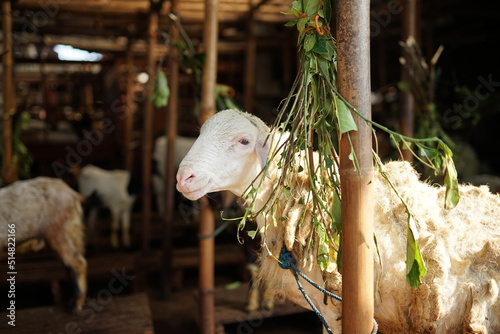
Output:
[{"xmin": 278, "ymin": 246, "xmax": 296, "ymax": 270}]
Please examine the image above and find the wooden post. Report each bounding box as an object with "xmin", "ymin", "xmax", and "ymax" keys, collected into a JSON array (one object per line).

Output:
[
  {"xmin": 244, "ymin": 17, "xmax": 256, "ymax": 114},
  {"xmin": 142, "ymin": 5, "xmax": 159, "ymax": 253},
  {"xmin": 161, "ymin": 3, "xmax": 180, "ymax": 300},
  {"xmin": 124, "ymin": 42, "xmax": 135, "ymax": 171},
  {"xmin": 337, "ymin": 1, "xmax": 374, "ymax": 333},
  {"xmin": 198, "ymin": 0, "xmax": 218, "ymax": 333},
  {"xmin": 400, "ymin": 0, "xmax": 419, "ymax": 162},
  {"xmin": 2, "ymin": 0, "xmax": 17, "ymax": 184}
]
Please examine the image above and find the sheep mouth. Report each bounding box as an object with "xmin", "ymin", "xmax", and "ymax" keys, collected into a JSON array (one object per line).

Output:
[{"xmin": 177, "ymin": 180, "xmax": 212, "ymax": 201}]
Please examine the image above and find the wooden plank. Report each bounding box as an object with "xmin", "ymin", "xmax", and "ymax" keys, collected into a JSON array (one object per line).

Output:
[
  {"xmin": 210, "ymin": 283, "xmax": 311, "ymax": 329},
  {"xmin": 128, "ymin": 245, "xmax": 246, "ymax": 271},
  {"xmin": 0, "ymin": 293, "xmax": 154, "ymax": 334},
  {"xmin": 173, "ymin": 244, "xmax": 245, "ymax": 269},
  {"xmin": 0, "ymin": 253, "xmax": 137, "ymax": 284}
]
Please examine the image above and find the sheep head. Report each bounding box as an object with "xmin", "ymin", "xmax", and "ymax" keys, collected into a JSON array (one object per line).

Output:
[{"xmin": 176, "ymin": 109, "xmax": 270, "ymax": 200}]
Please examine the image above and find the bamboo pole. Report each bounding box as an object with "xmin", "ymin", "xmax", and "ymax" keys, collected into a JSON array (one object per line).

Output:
[
  {"xmin": 2, "ymin": 0, "xmax": 16, "ymax": 184},
  {"xmin": 244, "ymin": 17, "xmax": 256, "ymax": 113},
  {"xmin": 161, "ymin": 3, "xmax": 180, "ymax": 300},
  {"xmin": 337, "ymin": 1, "xmax": 374, "ymax": 333},
  {"xmin": 400, "ymin": 0, "xmax": 419, "ymax": 162},
  {"xmin": 198, "ymin": 0, "xmax": 218, "ymax": 332},
  {"xmin": 141, "ymin": 6, "xmax": 159, "ymax": 253},
  {"xmin": 124, "ymin": 41, "xmax": 135, "ymax": 171}
]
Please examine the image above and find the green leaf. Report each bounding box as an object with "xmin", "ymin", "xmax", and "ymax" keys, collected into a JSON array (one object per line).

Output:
[
  {"xmin": 297, "ymin": 17, "xmax": 309, "ymax": 34},
  {"xmin": 291, "ymin": 0, "xmax": 303, "ymax": 12},
  {"xmin": 303, "ymin": 0, "xmax": 319, "ymax": 16},
  {"xmin": 312, "ymin": 35, "xmax": 328, "ymax": 54},
  {"xmin": 317, "ymin": 57, "xmax": 330, "ymax": 79},
  {"xmin": 406, "ymin": 234, "xmax": 427, "ymax": 288},
  {"xmin": 225, "ymin": 281, "xmax": 242, "ymax": 290},
  {"xmin": 324, "ymin": 156, "xmax": 333, "ymax": 168},
  {"xmin": 283, "ymin": 185, "xmax": 291, "ymax": 199},
  {"xmin": 348, "ymin": 149, "xmax": 355, "ymax": 161},
  {"xmin": 323, "ymin": 0, "xmax": 332, "ymax": 23},
  {"xmin": 336, "ymin": 240, "xmax": 343, "ymax": 274},
  {"xmin": 397, "ymin": 80, "xmax": 412, "ymax": 92},
  {"xmin": 316, "ymin": 221, "xmax": 330, "ymax": 271},
  {"xmin": 247, "ymin": 230, "xmax": 258, "ymax": 238},
  {"xmin": 284, "ymin": 18, "xmax": 299, "ymax": 27},
  {"xmin": 335, "ymin": 95, "xmax": 358, "ymax": 133},
  {"xmin": 331, "ymin": 192, "xmax": 342, "ymax": 233},
  {"xmin": 401, "ymin": 139, "xmax": 411, "ymax": 150},
  {"xmin": 304, "ymin": 33, "xmax": 316, "ymax": 52},
  {"xmin": 443, "ymin": 155, "xmax": 460, "ymax": 209},
  {"xmin": 281, "ymin": 7, "xmax": 301, "ymax": 17},
  {"xmin": 404, "ymin": 212, "xmax": 427, "ymax": 288},
  {"xmin": 149, "ymin": 70, "xmax": 170, "ymax": 108}
]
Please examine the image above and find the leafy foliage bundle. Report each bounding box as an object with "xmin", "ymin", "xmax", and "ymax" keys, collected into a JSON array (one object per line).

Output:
[{"xmin": 240, "ymin": 0, "xmax": 460, "ymax": 289}]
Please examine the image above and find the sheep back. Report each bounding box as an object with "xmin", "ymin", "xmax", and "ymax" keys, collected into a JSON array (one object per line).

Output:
[
  {"xmin": 252, "ymin": 158, "xmax": 500, "ymax": 333},
  {"xmin": 0, "ymin": 177, "xmax": 84, "ymax": 253}
]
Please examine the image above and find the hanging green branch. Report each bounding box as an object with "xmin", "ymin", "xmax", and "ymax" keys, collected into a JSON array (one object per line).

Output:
[
  {"xmin": 150, "ymin": 69, "xmax": 170, "ymax": 108},
  {"xmin": 163, "ymin": 15, "xmax": 241, "ymax": 115},
  {"xmin": 0, "ymin": 111, "xmax": 33, "ymax": 182},
  {"xmin": 240, "ymin": 0, "xmax": 460, "ymax": 289}
]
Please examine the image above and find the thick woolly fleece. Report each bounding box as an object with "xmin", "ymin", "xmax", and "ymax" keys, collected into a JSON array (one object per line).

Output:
[
  {"xmin": 177, "ymin": 109, "xmax": 500, "ymax": 333},
  {"xmin": 0, "ymin": 177, "xmax": 87, "ymax": 311}
]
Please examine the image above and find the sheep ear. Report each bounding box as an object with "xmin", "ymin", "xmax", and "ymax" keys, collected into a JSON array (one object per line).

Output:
[
  {"xmin": 256, "ymin": 136, "xmax": 270, "ymax": 169},
  {"xmin": 239, "ymin": 110, "xmax": 271, "ymax": 169}
]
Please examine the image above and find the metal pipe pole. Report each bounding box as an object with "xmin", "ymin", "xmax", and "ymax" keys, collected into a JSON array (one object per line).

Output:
[
  {"xmin": 198, "ymin": 0, "xmax": 218, "ymax": 333},
  {"xmin": 337, "ymin": 0, "xmax": 375, "ymax": 333}
]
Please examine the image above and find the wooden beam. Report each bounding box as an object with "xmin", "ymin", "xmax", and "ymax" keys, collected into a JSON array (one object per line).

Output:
[
  {"xmin": 124, "ymin": 41, "xmax": 135, "ymax": 171},
  {"xmin": 199, "ymin": 0, "xmax": 218, "ymax": 332},
  {"xmin": 161, "ymin": 3, "xmax": 181, "ymax": 300},
  {"xmin": 244, "ymin": 17, "xmax": 256, "ymax": 113},
  {"xmin": 2, "ymin": 0, "xmax": 17, "ymax": 184},
  {"xmin": 337, "ymin": 1, "xmax": 374, "ymax": 333},
  {"xmin": 14, "ymin": 0, "xmax": 150, "ymax": 15},
  {"xmin": 141, "ymin": 5, "xmax": 159, "ymax": 253},
  {"xmin": 400, "ymin": 0, "xmax": 419, "ymax": 162}
]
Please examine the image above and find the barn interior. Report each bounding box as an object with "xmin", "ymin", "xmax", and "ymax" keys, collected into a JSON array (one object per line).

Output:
[{"xmin": 1, "ymin": 0, "xmax": 500, "ymax": 333}]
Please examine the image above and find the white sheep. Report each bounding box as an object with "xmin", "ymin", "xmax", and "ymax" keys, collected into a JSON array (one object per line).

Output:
[
  {"xmin": 153, "ymin": 134, "xmax": 240, "ymax": 220},
  {"xmin": 176, "ymin": 109, "xmax": 500, "ymax": 333},
  {"xmin": 0, "ymin": 177, "xmax": 87, "ymax": 312},
  {"xmin": 75, "ymin": 164, "xmax": 136, "ymax": 248}
]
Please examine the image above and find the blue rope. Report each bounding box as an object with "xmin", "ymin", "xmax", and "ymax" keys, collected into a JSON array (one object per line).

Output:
[
  {"xmin": 197, "ymin": 220, "xmax": 232, "ymax": 239},
  {"xmin": 278, "ymin": 246, "xmax": 379, "ymax": 334}
]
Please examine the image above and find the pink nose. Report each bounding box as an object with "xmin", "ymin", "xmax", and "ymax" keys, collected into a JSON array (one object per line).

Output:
[{"xmin": 176, "ymin": 169, "xmax": 195, "ymax": 190}]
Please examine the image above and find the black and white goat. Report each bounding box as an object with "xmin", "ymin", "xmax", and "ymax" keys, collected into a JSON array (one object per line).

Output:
[{"xmin": 75, "ymin": 165, "xmax": 137, "ymax": 248}]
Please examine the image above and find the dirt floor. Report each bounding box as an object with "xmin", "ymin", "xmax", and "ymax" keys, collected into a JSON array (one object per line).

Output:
[
  {"xmin": 1, "ymin": 206, "xmax": 325, "ymax": 333},
  {"xmin": 146, "ymin": 264, "xmax": 324, "ymax": 334}
]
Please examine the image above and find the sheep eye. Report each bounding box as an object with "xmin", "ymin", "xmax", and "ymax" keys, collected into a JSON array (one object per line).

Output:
[{"xmin": 239, "ymin": 138, "xmax": 250, "ymax": 145}]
